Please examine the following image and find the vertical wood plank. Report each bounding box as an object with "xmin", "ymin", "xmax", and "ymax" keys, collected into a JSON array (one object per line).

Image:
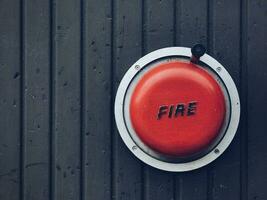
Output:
[
  {"xmin": 208, "ymin": 0, "xmax": 241, "ymax": 199},
  {"xmin": 83, "ymin": 0, "xmax": 112, "ymax": 199},
  {"xmin": 112, "ymin": 1, "xmax": 143, "ymax": 199},
  {"xmin": 143, "ymin": 0, "xmax": 175, "ymax": 200},
  {"xmin": 247, "ymin": 0, "xmax": 267, "ymax": 199},
  {"xmin": 52, "ymin": 0, "xmax": 82, "ymax": 199},
  {"xmin": 0, "ymin": 0, "xmax": 21, "ymax": 200},
  {"xmin": 177, "ymin": 0, "xmax": 208, "ymax": 47},
  {"xmin": 175, "ymin": 1, "xmax": 208, "ymax": 199},
  {"xmin": 144, "ymin": 0, "xmax": 175, "ymax": 51},
  {"xmin": 23, "ymin": 0, "xmax": 51, "ymax": 200}
]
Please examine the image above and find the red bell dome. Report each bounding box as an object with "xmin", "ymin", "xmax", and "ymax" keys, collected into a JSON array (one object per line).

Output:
[{"xmin": 130, "ymin": 61, "xmax": 226, "ymax": 157}]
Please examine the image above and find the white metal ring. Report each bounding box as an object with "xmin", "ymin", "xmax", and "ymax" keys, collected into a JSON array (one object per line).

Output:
[{"xmin": 114, "ymin": 47, "xmax": 240, "ymax": 172}]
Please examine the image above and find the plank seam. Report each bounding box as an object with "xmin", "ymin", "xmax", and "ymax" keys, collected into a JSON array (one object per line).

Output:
[
  {"xmin": 80, "ymin": 0, "xmax": 85, "ymax": 199},
  {"xmin": 110, "ymin": 0, "xmax": 115, "ymax": 199},
  {"xmin": 173, "ymin": 0, "xmax": 177, "ymax": 46},
  {"xmin": 20, "ymin": 0, "xmax": 26, "ymax": 199},
  {"xmin": 173, "ymin": 1, "xmax": 177, "ymax": 199},
  {"xmin": 141, "ymin": 0, "xmax": 146, "ymax": 200},
  {"xmin": 141, "ymin": 1, "xmax": 147, "ymax": 199},
  {"xmin": 49, "ymin": 0, "xmax": 56, "ymax": 199},
  {"xmin": 240, "ymin": 0, "xmax": 248, "ymax": 199},
  {"xmin": 207, "ymin": 0, "xmax": 214, "ymax": 199}
]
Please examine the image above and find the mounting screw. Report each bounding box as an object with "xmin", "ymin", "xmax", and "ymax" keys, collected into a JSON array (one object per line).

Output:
[
  {"xmin": 132, "ymin": 146, "xmax": 137, "ymax": 150},
  {"xmin": 191, "ymin": 44, "xmax": 206, "ymax": 63},
  {"xmin": 135, "ymin": 65, "xmax": 140, "ymax": 70},
  {"xmin": 214, "ymin": 149, "xmax": 220, "ymax": 154},
  {"xmin": 216, "ymin": 67, "xmax": 222, "ymax": 72}
]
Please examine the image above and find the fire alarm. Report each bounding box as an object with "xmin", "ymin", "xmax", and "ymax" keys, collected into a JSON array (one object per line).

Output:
[{"xmin": 114, "ymin": 45, "xmax": 240, "ymax": 172}]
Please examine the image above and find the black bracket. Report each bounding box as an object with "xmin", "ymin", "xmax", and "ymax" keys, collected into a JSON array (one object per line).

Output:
[{"xmin": 190, "ymin": 44, "xmax": 206, "ymax": 64}]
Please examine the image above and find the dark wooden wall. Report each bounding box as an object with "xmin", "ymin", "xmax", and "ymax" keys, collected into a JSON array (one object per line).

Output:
[{"xmin": 0, "ymin": 0, "xmax": 266, "ymax": 200}]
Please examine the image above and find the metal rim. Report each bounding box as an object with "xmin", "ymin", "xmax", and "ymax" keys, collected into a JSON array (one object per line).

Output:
[{"xmin": 114, "ymin": 47, "xmax": 240, "ymax": 172}]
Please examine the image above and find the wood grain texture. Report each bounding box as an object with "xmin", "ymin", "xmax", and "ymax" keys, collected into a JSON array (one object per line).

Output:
[
  {"xmin": 0, "ymin": 1, "xmax": 21, "ymax": 200},
  {"xmin": 23, "ymin": 0, "xmax": 51, "ymax": 199},
  {"xmin": 112, "ymin": 1, "xmax": 143, "ymax": 200},
  {"xmin": 208, "ymin": 1, "xmax": 241, "ymax": 200},
  {"xmin": 52, "ymin": 0, "xmax": 82, "ymax": 199},
  {"xmin": 83, "ymin": 0, "xmax": 112, "ymax": 199},
  {"xmin": 247, "ymin": 0, "xmax": 267, "ymax": 199}
]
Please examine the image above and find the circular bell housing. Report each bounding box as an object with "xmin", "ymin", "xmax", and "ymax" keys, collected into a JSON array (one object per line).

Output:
[{"xmin": 114, "ymin": 46, "xmax": 240, "ymax": 172}]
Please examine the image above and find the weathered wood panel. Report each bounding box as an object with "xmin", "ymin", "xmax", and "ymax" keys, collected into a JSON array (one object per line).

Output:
[
  {"xmin": 52, "ymin": 0, "xmax": 82, "ymax": 199},
  {"xmin": 23, "ymin": 0, "xmax": 51, "ymax": 199},
  {"xmin": 0, "ymin": 1, "xmax": 21, "ymax": 200},
  {"xmin": 0, "ymin": 0, "xmax": 266, "ymax": 200},
  {"xmin": 208, "ymin": 1, "xmax": 241, "ymax": 199},
  {"xmin": 83, "ymin": 0, "xmax": 112, "ymax": 199},
  {"xmin": 247, "ymin": 0, "xmax": 267, "ymax": 199},
  {"xmin": 112, "ymin": 1, "xmax": 143, "ymax": 199}
]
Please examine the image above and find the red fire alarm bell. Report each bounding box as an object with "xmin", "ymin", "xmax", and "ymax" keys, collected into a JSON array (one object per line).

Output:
[{"xmin": 114, "ymin": 45, "xmax": 240, "ymax": 172}]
